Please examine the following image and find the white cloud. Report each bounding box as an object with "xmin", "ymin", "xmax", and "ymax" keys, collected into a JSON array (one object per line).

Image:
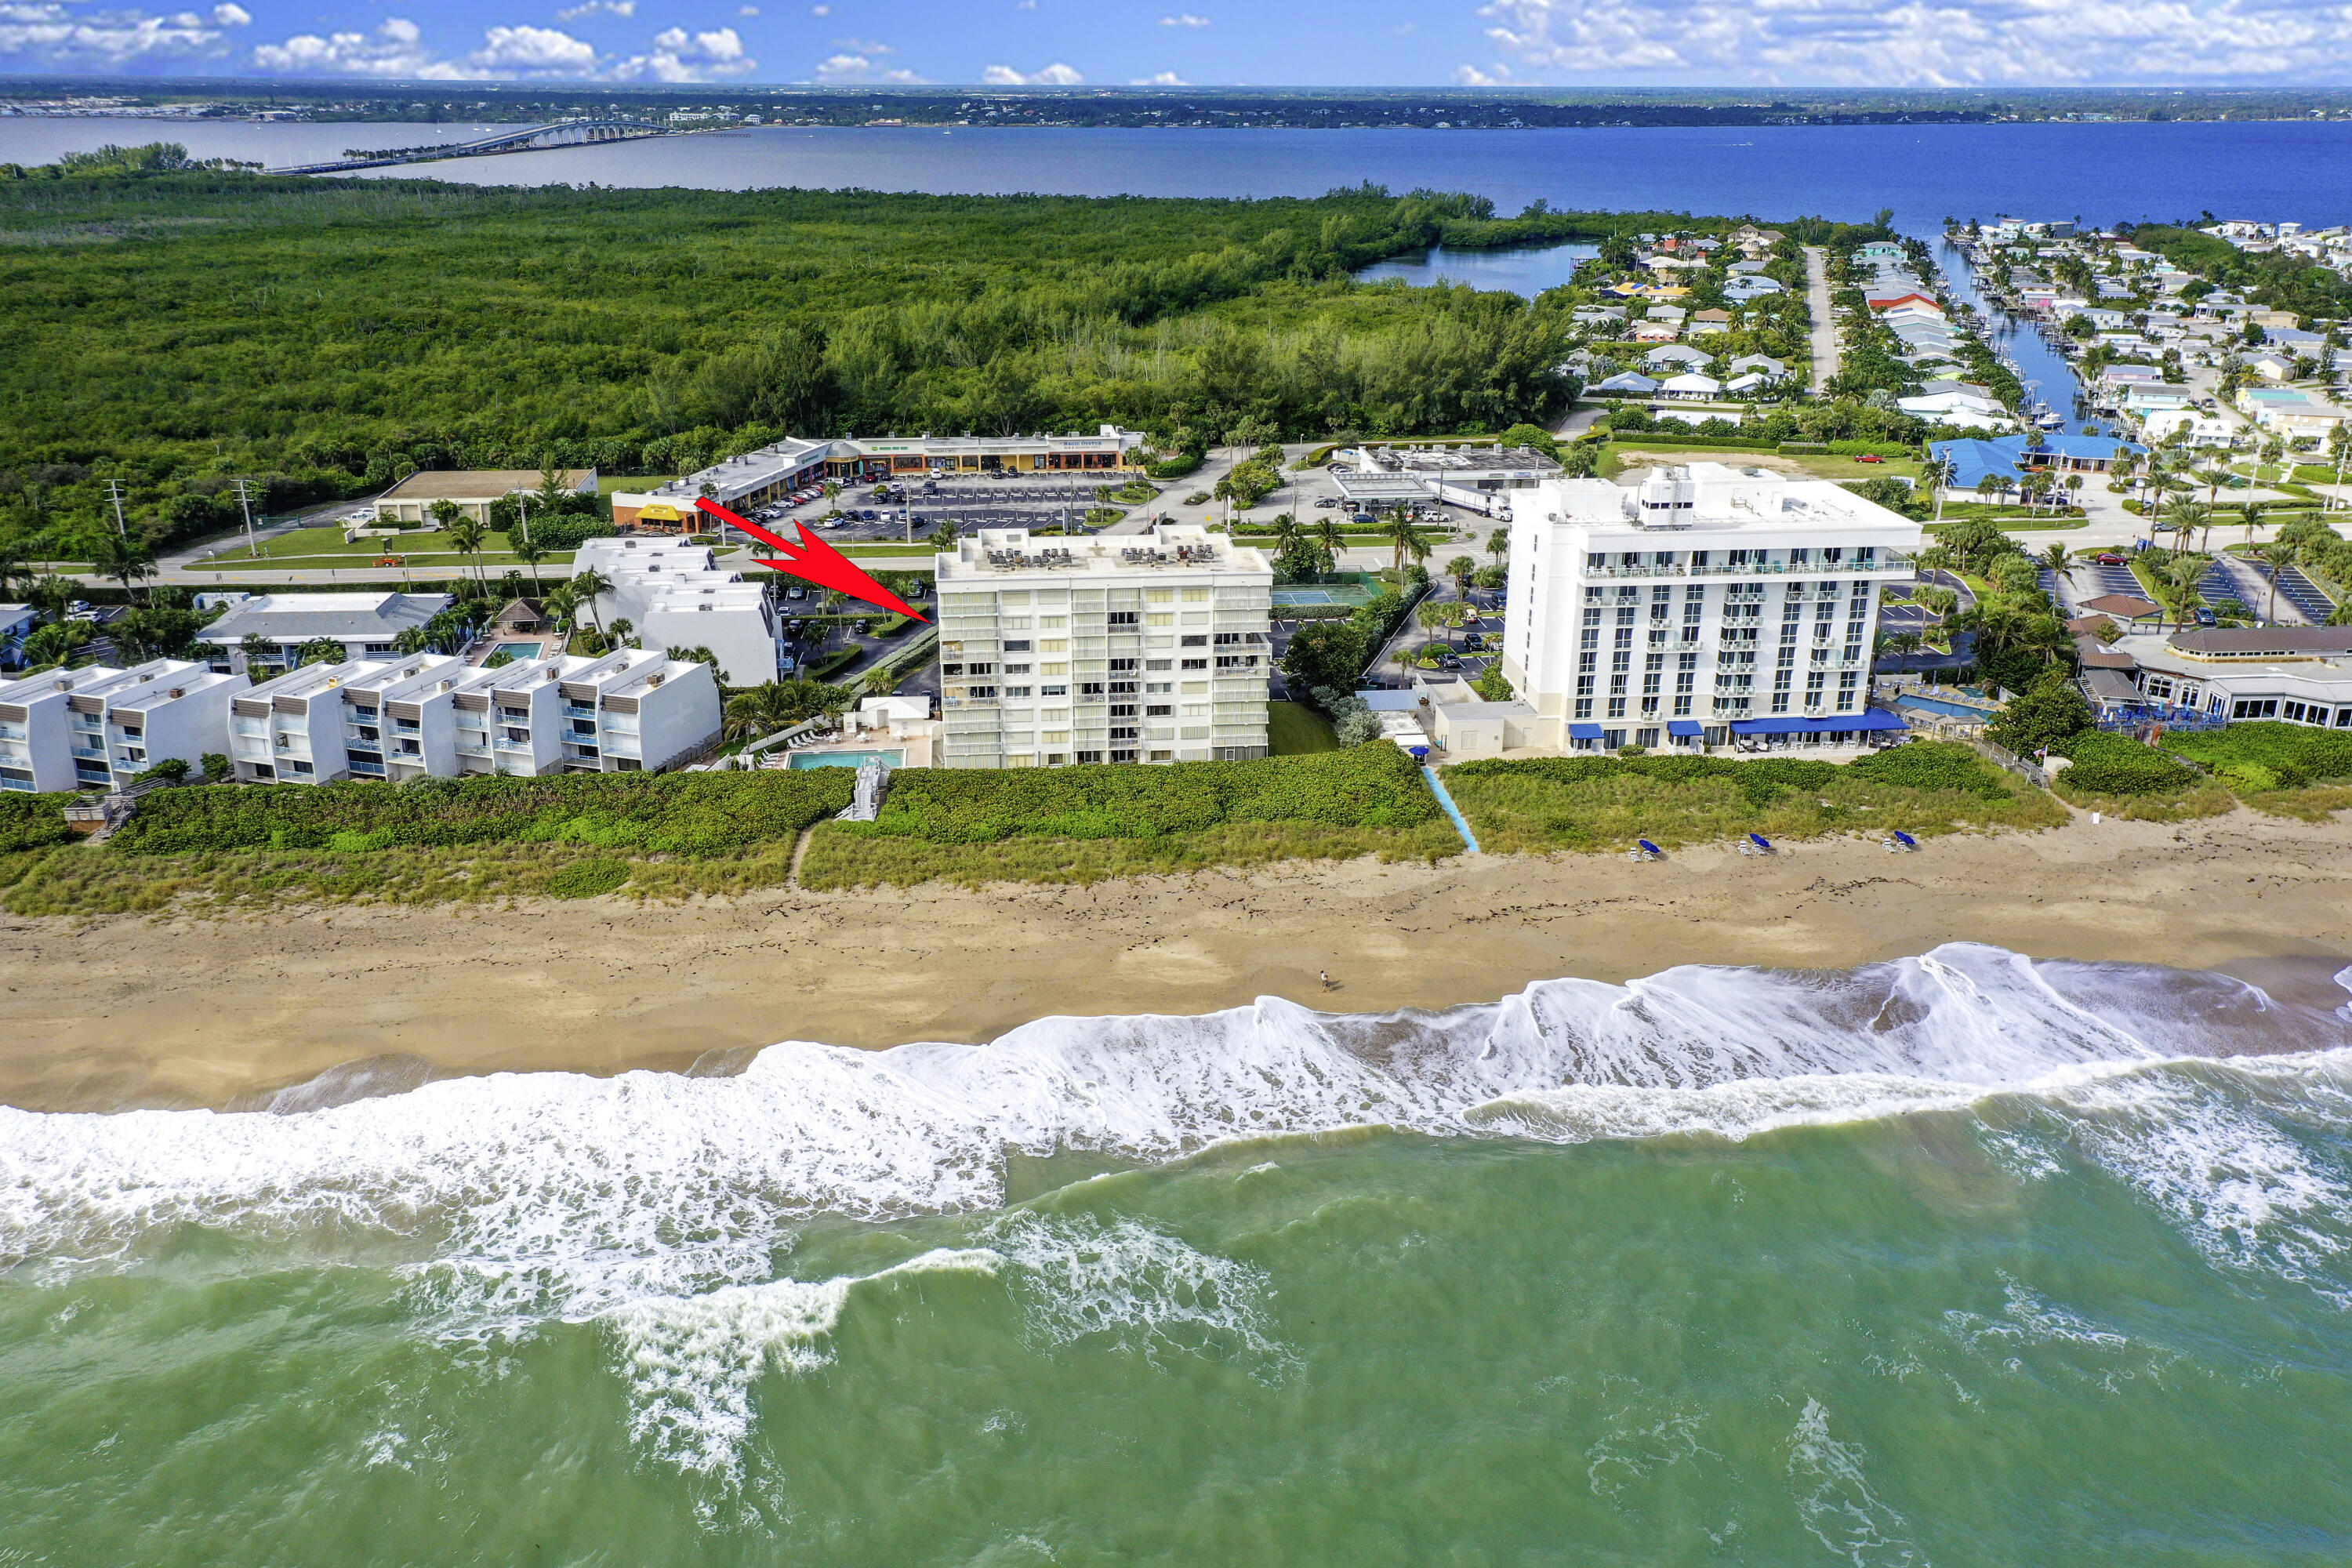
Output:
[
  {"xmin": 250, "ymin": 15, "xmax": 458, "ymax": 74},
  {"xmin": 811, "ymin": 49, "xmax": 923, "ymax": 82},
  {"xmin": 611, "ymin": 22, "xmax": 756, "ymax": 77},
  {"xmin": 1130, "ymin": 69, "xmax": 1185, "ymax": 84},
  {"xmin": 1454, "ymin": 60, "xmax": 1510, "ymax": 85},
  {"xmin": 1476, "ymin": 0, "xmax": 2352, "ymax": 84},
  {"xmin": 252, "ymin": 15, "xmax": 753, "ymax": 80},
  {"xmin": 1016, "ymin": 0, "xmax": 1036, "ymax": 8},
  {"xmin": 0, "ymin": 0, "xmax": 249, "ymax": 65},
  {"xmin": 982, "ymin": 60, "xmax": 1081, "ymax": 83},
  {"xmin": 554, "ymin": 0, "xmax": 633, "ymax": 19},
  {"xmin": 809, "ymin": 3, "xmax": 826, "ymax": 13},
  {"xmin": 471, "ymin": 21, "xmax": 594, "ymax": 71},
  {"xmin": 1157, "ymin": 10, "xmax": 1207, "ymax": 24},
  {"xmin": 830, "ymin": 33, "xmax": 888, "ymax": 51},
  {"xmin": 736, "ymin": 4, "xmax": 757, "ymax": 13}
]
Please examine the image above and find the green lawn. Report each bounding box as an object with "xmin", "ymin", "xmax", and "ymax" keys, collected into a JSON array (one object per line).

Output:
[
  {"xmin": 1268, "ymin": 700, "xmax": 1340, "ymax": 755},
  {"xmin": 198, "ymin": 524, "xmax": 573, "ymax": 574},
  {"xmin": 597, "ymin": 474, "xmax": 678, "ymax": 495}
]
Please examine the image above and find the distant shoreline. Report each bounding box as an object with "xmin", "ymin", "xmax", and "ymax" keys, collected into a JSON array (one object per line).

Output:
[{"xmin": 5, "ymin": 808, "xmax": 2347, "ymax": 1116}]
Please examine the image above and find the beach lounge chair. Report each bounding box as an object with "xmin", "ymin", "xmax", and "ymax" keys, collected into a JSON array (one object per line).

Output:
[
  {"xmin": 1629, "ymin": 839, "xmax": 1664, "ymax": 862},
  {"xmin": 1741, "ymin": 833, "xmax": 1774, "ymax": 855},
  {"xmin": 1887, "ymin": 830, "xmax": 1920, "ymax": 853}
]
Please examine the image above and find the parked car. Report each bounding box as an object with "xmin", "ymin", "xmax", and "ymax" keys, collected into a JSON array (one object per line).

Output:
[
  {"xmin": 1853, "ymin": 454, "xmax": 1885, "ymax": 464},
  {"xmin": 2093, "ymin": 551, "xmax": 2126, "ymax": 565},
  {"xmin": 2194, "ymin": 607, "xmax": 2217, "ymax": 626}
]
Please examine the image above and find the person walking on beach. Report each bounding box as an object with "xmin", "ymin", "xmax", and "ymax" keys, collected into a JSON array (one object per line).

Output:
[{"xmin": 1319, "ymin": 970, "xmax": 1334, "ymax": 993}]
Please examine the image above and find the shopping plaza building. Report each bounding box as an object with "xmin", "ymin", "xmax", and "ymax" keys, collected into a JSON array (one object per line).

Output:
[
  {"xmin": 612, "ymin": 428, "xmax": 1149, "ymax": 530},
  {"xmin": 1501, "ymin": 463, "xmax": 1923, "ymax": 751}
]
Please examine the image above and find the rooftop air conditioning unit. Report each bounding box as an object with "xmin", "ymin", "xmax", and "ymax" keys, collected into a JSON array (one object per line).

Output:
[{"xmin": 167, "ymin": 688, "xmax": 184, "ymax": 699}]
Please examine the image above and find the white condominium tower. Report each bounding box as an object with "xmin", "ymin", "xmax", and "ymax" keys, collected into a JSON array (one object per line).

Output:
[
  {"xmin": 932, "ymin": 524, "xmax": 1275, "ymax": 768},
  {"xmin": 1502, "ymin": 463, "xmax": 1922, "ymax": 751}
]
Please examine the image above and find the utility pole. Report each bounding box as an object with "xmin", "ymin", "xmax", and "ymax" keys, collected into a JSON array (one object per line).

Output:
[
  {"xmin": 103, "ymin": 479, "xmax": 129, "ymax": 539},
  {"xmin": 233, "ymin": 478, "xmax": 260, "ymax": 560}
]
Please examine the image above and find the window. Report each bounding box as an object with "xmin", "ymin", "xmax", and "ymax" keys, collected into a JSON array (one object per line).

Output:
[
  {"xmin": 1107, "ymin": 611, "xmax": 1138, "ymax": 626},
  {"xmin": 1040, "ymin": 684, "xmax": 1069, "ymax": 697},
  {"xmin": 1004, "ymin": 663, "xmax": 1032, "ymax": 676},
  {"xmin": 1145, "ymin": 659, "xmax": 1173, "ymax": 672},
  {"xmin": 2232, "ymin": 699, "xmax": 2278, "ymax": 719},
  {"xmin": 1003, "ymin": 685, "xmax": 1034, "ymax": 699},
  {"xmin": 1109, "ymin": 659, "xmax": 1138, "ymax": 673},
  {"xmin": 1181, "ymin": 634, "xmax": 1209, "ymax": 648},
  {"xmin": 1181, "ymin": 658, "xmax": 1208, "ymax": 670},
  {"xmin": 1111, "ymin": 749, "xmax": 1138, "ymax": 764},
  {"xmin": 1004, "ymin": 640, "xmax": 1032, "ymax": 652},
  {"xmin": 1076, "ymin": 750, "xmax": 1104, "ymax": 764},
  {"xmin": 1606, "ymin": 698, "xmax": 1627, "ymax": 718},
  {"xmin": 1145, "ymin": 704, "xmax": 1173, "ymax": 717},
  {"xmin": 1080, "ymin": 682, "xmax": 1105, "ymax": 697},
  {"xmin": 1574, "ymin": 699, "xmax": 1594, "ymax": 719}
]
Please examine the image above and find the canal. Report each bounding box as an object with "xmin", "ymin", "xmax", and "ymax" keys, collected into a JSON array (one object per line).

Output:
[{"xmin": 1926, "ymin": 234, "xmax": 2091, "ymax": 434}]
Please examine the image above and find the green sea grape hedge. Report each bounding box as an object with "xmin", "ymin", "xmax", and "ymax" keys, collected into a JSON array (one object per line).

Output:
[
  {"xmin": 2165, "ymin": 721, "xmax": 2352, "ymax": 790},
  {"xmin": 0, "ymin": 789, "xmax": 79, "ymax": 853},
  {"xmin": 829, "ymin": 742, "xmax": 1438, "ymax": 845},
  {"xmin": 107, "ymin": 769, "xmax": 854, "ymax": 857},
  {"xmin": 2047, "ymin": 731, "xmax": 2198, "ymax": 797},
  {"xmin": 1443, "ymin": 743, "xmax": 2011, "ymax": 804}
]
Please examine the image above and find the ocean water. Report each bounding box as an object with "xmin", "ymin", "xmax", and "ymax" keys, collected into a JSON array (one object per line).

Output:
[
  {"xmin": 6, "ymin": 943, "xmax": 2352, "ymax": 1565},
  {"xmin": 4, "ymin": 119, "xmax": 2351, "ymax": 227}
]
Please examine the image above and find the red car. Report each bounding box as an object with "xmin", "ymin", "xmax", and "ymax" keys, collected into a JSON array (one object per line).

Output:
[
  {"xmin": 1852, "ymin": 454, "xmax": 1884, "ymax": 464},
  {"xmin": 2093, "ymin": 551, "xmax": 2126, "ymax": 565}
]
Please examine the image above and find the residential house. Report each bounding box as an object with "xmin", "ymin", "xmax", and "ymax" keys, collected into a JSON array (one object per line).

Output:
[{"xmin": 203, "ymin": 592, "xmax": 453, "ymax": 674}]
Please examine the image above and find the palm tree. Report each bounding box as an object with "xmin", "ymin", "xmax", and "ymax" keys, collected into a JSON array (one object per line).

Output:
[
  {"xmin": 2258, "ymin": 543, "xmax": 2297, "ymax": 625},
  {"xmin": 2039, "ymin": 542, "xmax": 2071, "ymax": 581},
  {"xmin": 2161, "ymin": 554, "xmax": 2208, "ymax": 631},
  {"xmin": 568, "ymin": 568, "xmax": 614, "ymax": 634},
  {"xmin": 512, "ymin": 533, "xmax": 550, "ymax": 593},
  {"xmin": 2239, "ymin": 500, "xmax": 2266, "ymax": 550},
  {"xmin": 543, "ymin": 581, "xmax": 581, "ymax": 639},
  {"xmin": 445, "ymin": 516, "xmax": 487, "ymax": 585},
  {"xmin": 20, "ymin": 620, "xmax": 92, "ymax": 670},
  {"xmin": 1446, "ymin": 554, "xmax": 1477, "ymax": 593},
  {"xmin": 391, "ymin": 626, "xmax": 431, "ymax": 657},
  {"xmin": 297, "ymin": 636, "xmax": 346, "ymax": 667},
  {"xmin": 2160, "ymin": 495, "xmax": 2208, "ymax": 546},
  {"xmin": 608, "ymin": 617, "xmax": 636, "ymax": 650},
  {"xmin": 238, "ymin": 631, "xmax": 274, "ymax": 677},
  {"xmin": 1316, "ymin": 514, "xmax": 1347, "ymax": 564},
  {"xmin": 1555, "ymin": 442, "xmax": 1600, "ymax": 480},
  {"xmin": 1381, "ymin": 506, "xmax": 1432, "ymax": 574},
  {"xmin": 95, "ymin": 531, "xmax": 157, "ymax": 601}
]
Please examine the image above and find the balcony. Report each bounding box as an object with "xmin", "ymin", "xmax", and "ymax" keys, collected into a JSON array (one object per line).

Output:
[
  {"xmin": 70, "ymin": 744, "xmax": 107, "ymax": 761},
  {"xmin": 1687, "ymin": 554, "xmax": 1909, "ymax": 578},
  {"xmin": 0, "ymin": 723, "xmax": 25, "ymax": 742},
  {"xmin": 495, "ymin": 736, "xmax": 534, "ymax": 753},
  {"xmin": 347, "ymin": 760, "xmax": 386, "ymax": 777}
]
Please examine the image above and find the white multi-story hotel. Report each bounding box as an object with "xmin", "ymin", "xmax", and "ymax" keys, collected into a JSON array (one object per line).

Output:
[
  {"xmin": 574, "ymin": 536, "xmax": 783, "ymax": 687},
  {"xmin": 0, "ymin": 659, "xmax": 239, "ymax": 793},
  {"xmin": 1502, "ymin": 464, "xmax": 1922, "ymax": 752},
  {"xmin": 230, "ymin": 648, "xmax": 720, "ymax": 784},
  {"xmin": 932, "ymin": 524, "xmax": 1274, "ymax": 768}
]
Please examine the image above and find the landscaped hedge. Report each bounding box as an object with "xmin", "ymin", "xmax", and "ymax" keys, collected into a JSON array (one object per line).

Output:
[
  {"xmin": 107, "ymin": 769, "xmax": 855, "ymax": 857},
  {"xmin": 0, "ymin": 789, "xmax": 78, "ymax": 853},
  {"xmin": 2047, "ymin": 731, "xmax": 2198, "ymax": 797},
  {"xmin": 1146, "ymin": 455, "xmax": 1203, "ymax": 480},
  {"xmin": 2165, "ymin": 720, "xmax": 2352, "ymax": 790},
  {"xmin": 1446, "ymin": 742, "xmax": 2009, "ymax": 805},
  {"xmin": 801, "ymin": 648, "xmax": 863, "ymax": 681},
  {"xmin": 832, "ymin": 742, "xmax": 1438, "ymax": 845}
]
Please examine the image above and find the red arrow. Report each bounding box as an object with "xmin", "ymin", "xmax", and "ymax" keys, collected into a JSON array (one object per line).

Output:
[{"xmin": 694, "ymin": 498, "xmax": 929, "ymax": 622}]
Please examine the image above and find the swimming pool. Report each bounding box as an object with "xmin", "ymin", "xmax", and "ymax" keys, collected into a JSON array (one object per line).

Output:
[
  {"xmin": 786, "ymin": 749, "xmax": 903, "ymax": 769},
  {"xmin": 494, "ymin": 641, "xmax": 543, "ymax": 661},
  {"xmin": 1896, "ymin": 695, "xmax": 1998, "ymax": 720}
]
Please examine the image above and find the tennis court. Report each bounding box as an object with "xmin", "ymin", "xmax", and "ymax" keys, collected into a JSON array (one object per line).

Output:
[{"xmin": 1272, "ymin": 583, "xmax": 1380, "ymax": 610}]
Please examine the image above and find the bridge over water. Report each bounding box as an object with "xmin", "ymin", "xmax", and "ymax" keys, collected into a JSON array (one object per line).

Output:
[{"xmin": 267, "ymin": 119, "xmax": 672, "ymax": 176}]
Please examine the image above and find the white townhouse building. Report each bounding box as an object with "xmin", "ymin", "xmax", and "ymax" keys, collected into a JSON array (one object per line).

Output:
[
  {"xmin": 573, "ymin": 536, "xmax": 783, "ymax": 687},
  {"xmin": 1501, "ymin": 464, "xmax": 1922, "ymax": 752},
  {"xmin": 232, "ymin": 648, "xmax": 720, "ymax": 784},
  {"xmin": 0, "ymin": 659, "xmax": 239, "ymax": 793},
  {"xmin": 202, "ymin": 592, "xmax": 453, "ymax": 673},
  {"xmin": 931, "ymin": 524, "xmax": 1274, "ymax": 769},
  {"xmin": 0, "ymin": 664, "xmax": 125, "ymax": 791}
]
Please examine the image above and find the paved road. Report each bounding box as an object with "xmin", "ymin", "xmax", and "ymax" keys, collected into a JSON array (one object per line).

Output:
[{"xmin": 1803, "ymin": 246, "xmax": 1839, "ymax": 393}]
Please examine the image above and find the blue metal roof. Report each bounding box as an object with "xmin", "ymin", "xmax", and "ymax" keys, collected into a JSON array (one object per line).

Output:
[
  {"xmin": 1730, "ymin": 712, "xmax": 1908, "ymax": 735},
  {"xmin": 1930, "ymin": 433, "xmax": 2146, "ymax": 492},
  {"xmin": 1569, "ymin": 723, "xmax": 1604, "ymax": 739}
]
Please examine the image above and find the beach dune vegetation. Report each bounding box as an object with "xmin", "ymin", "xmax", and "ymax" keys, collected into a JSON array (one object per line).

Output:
[{"xmin": 1439, "ymin": 743, "xmax": 2064, "ymax": 854}]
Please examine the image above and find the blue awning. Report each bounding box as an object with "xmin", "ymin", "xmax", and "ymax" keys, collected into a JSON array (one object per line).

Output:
[
  {"xmin": 1730, "ymin": 712, "xmax": 1909, "ymax": 736},
  {"xmin": 1666, "ymin": 720, "xmax": 1703, "ymax": 737},
  {"xmin": 1569, "ymin": 723, "xmax": 1604, "ymax": 740}
]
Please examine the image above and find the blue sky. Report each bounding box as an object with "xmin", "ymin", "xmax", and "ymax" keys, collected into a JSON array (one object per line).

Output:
[{"xmin": 5, "ymin": 0, "xmax": 2351, "ymax": 87}]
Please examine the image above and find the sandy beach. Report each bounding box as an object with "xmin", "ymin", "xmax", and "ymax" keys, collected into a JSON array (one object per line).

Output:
[{"xmin": 3, "ymin": 808, "xmax": 2349, "ymax": 1113}]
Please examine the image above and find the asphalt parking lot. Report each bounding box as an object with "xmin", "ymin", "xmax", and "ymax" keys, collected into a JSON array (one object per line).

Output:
[{"xmin": 746, "ymin": 474, "xmax": 1134, "ymax": 543}]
